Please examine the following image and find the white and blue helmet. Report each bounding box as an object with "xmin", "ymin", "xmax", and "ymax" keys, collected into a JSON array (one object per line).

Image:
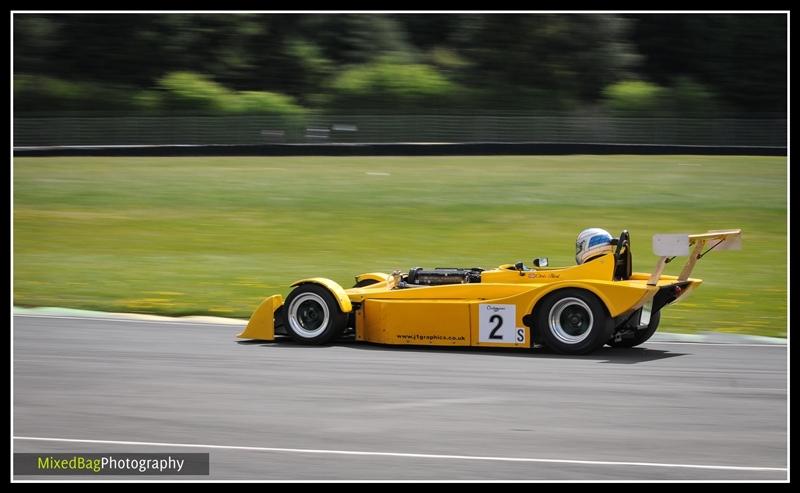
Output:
[{"xmin": 575, "ymin": 228, "xmax": 614, "ymax": 265}]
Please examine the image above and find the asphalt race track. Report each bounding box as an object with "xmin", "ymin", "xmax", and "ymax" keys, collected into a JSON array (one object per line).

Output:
[{"xmin": 13, "ymin": 315, "xmax": 788, "ymax": 481}]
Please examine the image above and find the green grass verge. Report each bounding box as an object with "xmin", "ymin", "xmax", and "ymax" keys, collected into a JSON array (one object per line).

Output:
[{"xmin": 13, "ymin": 155, "xmax": 787, "ymax": 337}]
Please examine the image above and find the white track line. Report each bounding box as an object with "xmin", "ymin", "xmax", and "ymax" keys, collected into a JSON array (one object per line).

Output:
[
  {"xmin": 13, "ymin": 314, "xmax": 244, "ymax": 326},
  {"xmin": 648, "ymin": 341, "xmax": 786, "ymax": 347},
  {"xmin": 13, "ymin": 437, "xmax": 786, "ymax": 473}
]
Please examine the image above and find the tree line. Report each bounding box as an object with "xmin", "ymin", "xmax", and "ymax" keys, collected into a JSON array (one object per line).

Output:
[{"xmin": 14, "ymin": 13, "xmax": 787, "ymax": 118}]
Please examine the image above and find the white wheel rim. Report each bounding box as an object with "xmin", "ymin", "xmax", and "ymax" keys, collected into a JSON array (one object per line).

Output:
[
  {"xmin": 548, "ymin": 297, "xmax": 594, "ymax": 345},
  {"xmin": 288, "ymin": 292, "xmax": 330, "ymax": 338}
]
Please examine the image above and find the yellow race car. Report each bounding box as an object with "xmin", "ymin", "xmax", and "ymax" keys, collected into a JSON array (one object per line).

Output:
[{"xmin": 238, "ymin": 228, "xmax": 741, "ymax": 355}]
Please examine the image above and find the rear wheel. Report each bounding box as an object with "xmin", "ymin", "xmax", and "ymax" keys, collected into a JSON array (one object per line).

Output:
[
  {"xmin": 607, "ymin": 310, "xmax": 661, "ymax": 348},
  {"xmin": 282, "ymin": 284, "xmax": 347, "ymax": 344},
  {"xmin": 534, "ymin": 289, "xmax": 612, "ymax": 355}
]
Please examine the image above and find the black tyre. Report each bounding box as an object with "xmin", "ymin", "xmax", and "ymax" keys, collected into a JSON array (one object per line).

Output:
[
  {"xmin": 534, "ymin": 289, "xmax": 613, "ymax": 355},
  {"xmin": 282, "ymin": 284, "xmax": 348, "ymax": 344},
  {"xmin": 607, "ymin": 310, "xmax": 661, "ymax": 348}
]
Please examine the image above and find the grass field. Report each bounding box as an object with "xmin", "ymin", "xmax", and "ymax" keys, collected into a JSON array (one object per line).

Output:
[{"xmin": 13, "ymin": 155, "xmax": 787, "ymax": 337}]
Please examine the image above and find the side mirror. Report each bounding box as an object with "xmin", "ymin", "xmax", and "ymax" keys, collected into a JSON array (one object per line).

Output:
[
  {"xmin": 533, "ymin": 257, "xmax": 549, "ymax": 268},
  {"xmin": 514, "ymin": 261, "xmax": 525, "ymax": 271}
]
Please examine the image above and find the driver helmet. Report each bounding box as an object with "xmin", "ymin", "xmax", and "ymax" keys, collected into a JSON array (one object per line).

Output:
[{"xmin": 576, "ymin": 228, "xmax": 614, "ymax": 265}]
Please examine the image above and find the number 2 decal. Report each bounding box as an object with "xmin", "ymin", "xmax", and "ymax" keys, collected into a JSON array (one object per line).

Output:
[
  {"xmin": 488, "ymin": 315, "xmax": 503, "ymax": 339},
  {"xmin": 479, "ymin": 304, "xmax": 524, "ymax": 344}
]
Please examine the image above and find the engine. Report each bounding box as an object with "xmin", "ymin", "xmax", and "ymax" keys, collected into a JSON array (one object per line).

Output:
[{"xmin": 402, "ymin": 267, "xmax": 482, "ymax": 286}]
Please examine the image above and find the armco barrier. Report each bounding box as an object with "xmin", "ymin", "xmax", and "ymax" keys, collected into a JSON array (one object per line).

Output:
[
  {"xmin": 13, "ymin": 115, "xmax": 787, "ymax": 148},
  {"xmin": 13, "ymin": 142, "xmax": 787, "ymax": 157}
]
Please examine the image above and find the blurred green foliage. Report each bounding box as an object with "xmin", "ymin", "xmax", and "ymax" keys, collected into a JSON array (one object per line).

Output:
[
  {"xmin": 13, "ymin": 13, "xmax": 786, "ymax": 117},
  {"xmin": 157, "ymin": 71, "xmax": 239, "ymax": 112},
  {"xmin": 667, "ymin": 77, "xmax": 723, "ymax": 115},
  {"xmin": 15, "ymin": 71, "xmax": 309, "ymax": 131},
  {"xmin": 603, "ymin": 81, "xmax": 668, "ymax": 116},
  {"xmin": 604, "ymin": 77, "xmax": 724, "ymax": 117},
  {"xmin": 328, "ymin": 60, "xmax": 465, "ymax": 111},
  {"xmin": 156, "ymin": 72, "xmax": 306, "ymax": 118},
  {"xmin": 14, "ymin": 74, "xmax": 147, "ymax": 113}
]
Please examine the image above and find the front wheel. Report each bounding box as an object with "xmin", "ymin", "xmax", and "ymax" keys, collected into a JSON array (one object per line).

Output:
[
  {"xmin": 534, "ymin": 289, "xmax": 612, "ymax": 355},
  {"xmin": 282, "ymin": 284, "xmax": 347, "ymax": 344}
]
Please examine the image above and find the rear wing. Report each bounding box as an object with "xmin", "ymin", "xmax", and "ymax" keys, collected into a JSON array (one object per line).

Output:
[{"xmin": 648, "ymin": 229, "xmax": 742, "ymax": 285}]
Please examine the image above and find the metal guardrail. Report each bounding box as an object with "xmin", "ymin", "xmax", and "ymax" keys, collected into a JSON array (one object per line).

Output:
[{"xmin": 12, "ymin": 115, "xmax": 787, "ymax": 147}]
